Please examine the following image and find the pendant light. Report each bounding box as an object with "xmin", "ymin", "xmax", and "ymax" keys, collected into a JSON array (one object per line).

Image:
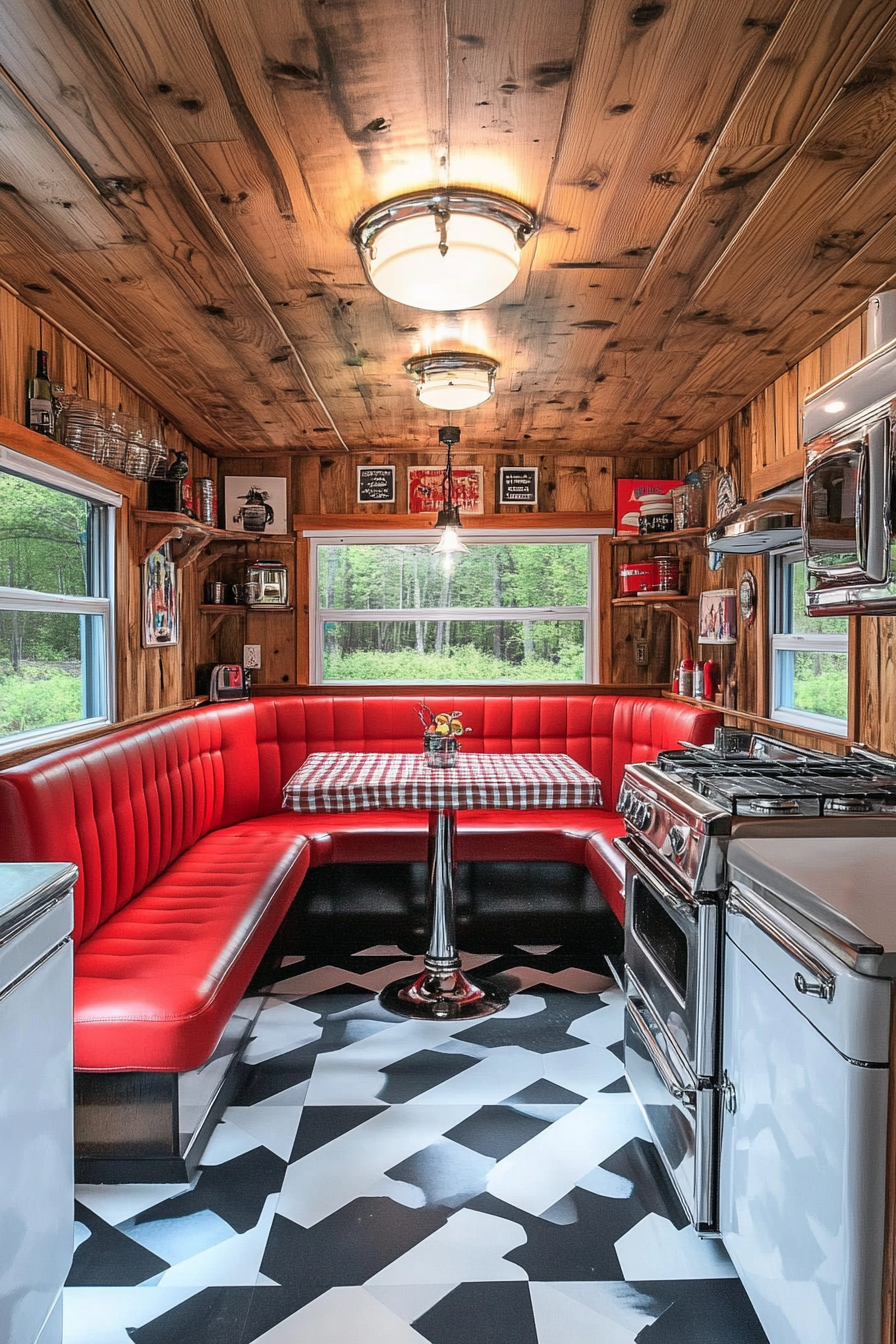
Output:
[
  {"xmin": 352, "ymin": 189, "xmax": 537, "ymax": 311},
  {"xmin": 405, "ymin": 352, "xmax": 498, "ymax": 410},
  {"xmin": 432, "ymin": 425, "xmax": 468, "ymax": 555}
]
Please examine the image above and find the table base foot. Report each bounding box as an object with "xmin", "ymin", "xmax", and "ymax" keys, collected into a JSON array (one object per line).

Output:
[{"xmin": 379, "ymin": 970, "xmax": 509, "ymax": 1021}]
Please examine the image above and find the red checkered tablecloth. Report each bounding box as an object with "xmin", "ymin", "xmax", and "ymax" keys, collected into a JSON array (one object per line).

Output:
[{"xmin": 282, "ymin": 752, "xmax": 602, "ymax": 814}]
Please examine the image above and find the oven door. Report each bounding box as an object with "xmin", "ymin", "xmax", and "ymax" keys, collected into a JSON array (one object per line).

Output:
[
  {"xmin": 618, "ymin": 836, "xmax": 718, "ymax": 1080},
  {"xmin": 624, "ymin": 983, "xmax": 719, "ymax": 1233},
  {"xmin": 804, "ymin": 418, "xmax": 891, "ymax": 588}
]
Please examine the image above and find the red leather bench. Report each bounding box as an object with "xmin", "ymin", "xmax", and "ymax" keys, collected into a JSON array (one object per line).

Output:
[{"xmin": 0, "ymin": 692, "xmax": 718, "ymax": 1178}]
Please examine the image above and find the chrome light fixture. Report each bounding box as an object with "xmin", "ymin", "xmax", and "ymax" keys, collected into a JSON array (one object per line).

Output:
[
  {"xmin": 352, "ymin": 189, "xmax": 538, "ymax": 311},
  {"xmin": 405, "ymin": 352, "xmax": 498, "ymax": 410},
  {"xmin": 432, "ymin": 425, "xmax": 469, "ymax": 555}
]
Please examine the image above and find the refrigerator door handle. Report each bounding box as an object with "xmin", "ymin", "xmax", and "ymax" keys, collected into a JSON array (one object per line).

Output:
[{"xmin": 727, "ymin": 885, "xmax": 835, "ymax": 1002}]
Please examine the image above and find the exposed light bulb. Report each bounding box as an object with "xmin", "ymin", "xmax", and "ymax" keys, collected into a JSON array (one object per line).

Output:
[{"xmin": 432, "ymin": 525, "xmax": 469, "ymax": 555}]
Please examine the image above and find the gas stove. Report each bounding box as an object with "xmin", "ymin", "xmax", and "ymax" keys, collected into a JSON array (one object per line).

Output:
[{"xmin": 618, "ymin": 733, "xmax": 896, "ymax": 893}]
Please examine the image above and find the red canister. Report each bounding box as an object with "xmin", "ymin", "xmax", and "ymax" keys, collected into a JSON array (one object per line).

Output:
[{"xmin": 618, "ymin": 561, "xmax": 657, "ymax": 595}]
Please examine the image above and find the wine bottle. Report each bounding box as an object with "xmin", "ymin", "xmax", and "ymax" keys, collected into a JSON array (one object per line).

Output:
[{"xmin": 26, "ymin": 349, "xmax": 54, "ymax": 436}]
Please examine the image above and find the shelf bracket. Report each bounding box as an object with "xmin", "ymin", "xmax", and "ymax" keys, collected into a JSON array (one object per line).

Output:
[
  {"xmin": 141, "ymin": 524, "xmax": 184, "ymax": 563},
  {"xmin": 197, "ymin": 545, "xmax": 240, "ymax": 573},
  {"xmin": 176, "ymin": 534, "xmax": 213, "ymax": 568},
  {"xmin": 208, "ymin": 613, "xmax": 228, "ymax": 639}
]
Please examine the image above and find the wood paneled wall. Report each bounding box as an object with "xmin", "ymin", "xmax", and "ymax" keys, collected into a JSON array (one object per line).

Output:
[
  {"xmin": 671, "ymin": 311, "xmax": 896, "ymax": 754},
  {"xmin": 0, "ymin": 284, "xmax": 212, "ymax": 727}
]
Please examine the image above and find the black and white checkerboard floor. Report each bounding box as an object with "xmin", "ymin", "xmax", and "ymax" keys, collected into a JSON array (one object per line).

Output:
[{"xmin": 64, "ymin": 944, "xmax": 770, "ymax": 1343}]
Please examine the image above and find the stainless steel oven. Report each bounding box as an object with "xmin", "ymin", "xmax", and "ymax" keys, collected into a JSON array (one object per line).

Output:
[{"xmin": 617, "ymin": 836, "xmax": 721, "ymax": 1232}]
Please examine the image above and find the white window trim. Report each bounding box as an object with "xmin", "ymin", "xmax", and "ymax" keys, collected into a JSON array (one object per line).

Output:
[
  {"xmin": 0, "ymin": 455, "xmax": 119, "ymax": 748},
  {"xmin": 307, "ymin": 528, "xmax": 606, "ymax": 685},
  {"xmin": 770, "ymin": 631, "xmax": 849, "ymax": 737}
]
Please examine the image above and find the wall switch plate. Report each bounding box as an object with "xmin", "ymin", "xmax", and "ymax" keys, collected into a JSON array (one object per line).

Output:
[
  {"xmin": 635, "ymin": 641, "xmax": 649, "ymax": 666},
  {"xmin": 243, "ymin": 644, "xmax": 261, "ymax": 670}
]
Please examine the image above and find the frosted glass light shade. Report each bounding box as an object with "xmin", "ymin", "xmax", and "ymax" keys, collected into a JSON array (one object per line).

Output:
[
  {"xmin": 405, "ymin": 352, "xmax": 498, "ymax": 410},
  {"xmin": 432, "ymin": 525, "xmax": 469, "ymax": 555},
  {"xmin": 353, "ymin": 190, "xmax": 537, "ymax": 312}
]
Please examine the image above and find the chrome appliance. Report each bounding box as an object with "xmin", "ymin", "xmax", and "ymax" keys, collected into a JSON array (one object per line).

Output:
[
  {"xmin": 722, "ymin": 834, "xmax": 896, "ymax": 1344},
  {"xmin": 195, "ymin": 663, "xmax": 251, "ymax": 702},
  {"xmin": 245, "ymin": 561, "xmax": 288, "ymax": 606},
  {"xmin": 616, "ymin": 731, "xmax": 896, "ymax": 1233},
  {"xmin": 801, "ymin": 314, "xmax": 896, "ymax": 615}
]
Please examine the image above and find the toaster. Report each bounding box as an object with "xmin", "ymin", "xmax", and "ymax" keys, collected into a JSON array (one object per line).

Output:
[{"xmin": 196, "ymin": 663, "xmax": 252, "ymax": 702}]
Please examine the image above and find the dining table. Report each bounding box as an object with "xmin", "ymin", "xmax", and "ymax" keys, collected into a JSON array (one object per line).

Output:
[{"xmin": 282, "ymin": 749, "xmax": 603, "ymax": 1020}]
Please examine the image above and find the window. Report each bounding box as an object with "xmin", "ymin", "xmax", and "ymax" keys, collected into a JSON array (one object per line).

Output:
[
  {"xmin": 309, "ymin": 532, "xmax": 598, "ymax": 683},
  {"xmin": 770, "ymin": 556, "xmax": 848, "ymax": 735},
  {"xmin": 0, "ymin": 448, "xmax": 119, "ymax": 748}
]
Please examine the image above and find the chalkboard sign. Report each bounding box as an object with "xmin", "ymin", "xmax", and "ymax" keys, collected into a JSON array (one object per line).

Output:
[
  {"xmin": 499, "ymin": 466, "xmax": 538, "ymax": 506},
  {"xmin": 357, "ymin": 465, "xmax": 395, "ymax": 503}
]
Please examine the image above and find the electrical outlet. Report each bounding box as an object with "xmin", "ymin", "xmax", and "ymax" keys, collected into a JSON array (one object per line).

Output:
[
  {"xmin": 243, "ymin": 644, "xmax": 261, "ymax": 670},
  {"xmin": 635, "ymin": 641, "xmax": 649, "ymax": 666}
]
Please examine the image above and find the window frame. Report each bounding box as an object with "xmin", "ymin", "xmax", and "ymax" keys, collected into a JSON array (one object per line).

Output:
[
  {"xmin": 0, "ymin": 447, "xmax": 120, "ymax": 750},
  {"xmin": 768, "ymin": 551, "xmax": 849, "ymax": 737},
  {"xmin": 306, "ymin": 527, "xmax": 605, "ymax": 685}
]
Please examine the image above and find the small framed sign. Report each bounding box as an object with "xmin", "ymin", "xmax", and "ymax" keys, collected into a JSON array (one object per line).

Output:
[
  {"xmin": 357, "ymin": 464, "xmax": 395, "ymax": 503},
  {"xmin": 499, "ymin": 466, "xmax": 538, "ymax": 507}
]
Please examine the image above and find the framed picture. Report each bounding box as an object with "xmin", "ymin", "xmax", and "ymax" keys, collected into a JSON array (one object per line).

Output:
[
  {"xmin": 698, "ymin": 588, "xmax": 737, "ymax": 644},
  {"xmin": 499, "ymin": 466, "xmax": 538, "ymax": 506},
  {"xmin": 143, "ymin": 546, "xmax": 178, "ymax": 647},
  {"xmin": 223, "ymin": 476, "xmax": 288, "ymax": 535},
  {"xmin": 408, "ymin": 465, "xmax": 484, "ymax": 514},
  {"xmin": 357, "ymin": 465, "xmax": 395, "ymax": 503},
  {"xmin": 615, "ymin": 478, "xmax": 682, "ymax": 534}
]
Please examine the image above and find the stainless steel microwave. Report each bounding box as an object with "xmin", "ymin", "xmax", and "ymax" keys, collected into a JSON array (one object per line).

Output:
[{"xmin": 803, "ymin": 416, "xmax": 896, "ymax": 615}]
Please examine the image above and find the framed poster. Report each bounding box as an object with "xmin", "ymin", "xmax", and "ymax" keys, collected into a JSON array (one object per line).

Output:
[
  {"xmin": 499, "ymin": 466, "xmax": 538, "ymax": 506},
  {"xmin": 224, "ymin": 476, "xmax": 288, "ymax": 534},
  {"xmin": 357, "ymin": 464, "xmax": 395, "ymax": 503},
  {"xmin": 407, "ymin": 465, "xmax": 484, "ymax": 514},
  {"xmin": 143, "ymin": 547, "xmax": 178, "ymax": 647},
  {"xmin": 698, "ymin": 588, "xmax": 737, "ymax": 644}
]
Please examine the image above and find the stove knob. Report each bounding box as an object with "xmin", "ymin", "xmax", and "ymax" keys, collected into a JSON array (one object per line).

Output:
[
  {"xmin": 668, "ymin": 825, "xmax": 688, "ymax": 858},
  {"xmin": 638, "ymin": 801, "xmax": 654, "ymax": 831},
  {"xmin": 618, "ymin": 787, "xmax": 630, "ymax": 818}
]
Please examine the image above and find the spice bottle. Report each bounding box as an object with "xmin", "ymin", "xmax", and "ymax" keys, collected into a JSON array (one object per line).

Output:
[
  {"xmin": 678, "ymin": 658, "xmax": 694, "ymax": 697},
  {"xmin": 693, "ymin": 663, "xmax": 704, "ymax": 698}
]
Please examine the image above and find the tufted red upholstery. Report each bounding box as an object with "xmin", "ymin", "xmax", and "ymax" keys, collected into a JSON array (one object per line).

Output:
[{"xmin": 0, "ymin": 693, "xmax": 719, "ymax": 1074}]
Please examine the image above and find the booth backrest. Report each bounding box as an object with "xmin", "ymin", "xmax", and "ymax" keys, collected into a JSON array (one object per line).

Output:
[{"xmin": 0, "ymin": 694, "xmax": 719, "ymax": 947}]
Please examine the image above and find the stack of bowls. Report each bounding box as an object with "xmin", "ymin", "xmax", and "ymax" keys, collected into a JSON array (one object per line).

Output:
[
  {"xmin": 57, "ymin": 397, "xmax": 106, "ymax": 461},
  {"xmin": 638, "ymin": 492, "xmax": 674, "ymax": 535}
]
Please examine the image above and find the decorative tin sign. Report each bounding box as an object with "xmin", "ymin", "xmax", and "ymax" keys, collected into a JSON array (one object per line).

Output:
[
  {"xmin": 499, "ymin": 466, "xmax": 538, "ymax": 506},
  {"xmin": 698, "ymin": 588, "xmax": 738, "ymax": 644},
  {"xmin": 357, "ymin": 464, "xmax": 395, "ymax": 503},
  {"xmin": 143, "ymin": 546, "xmax": 178, "ymax": 647}
]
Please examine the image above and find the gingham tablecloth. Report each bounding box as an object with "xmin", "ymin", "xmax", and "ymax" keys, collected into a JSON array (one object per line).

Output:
[{"xmin": 282, "ymin": 751, "xmax": 602, "ymax": 814}]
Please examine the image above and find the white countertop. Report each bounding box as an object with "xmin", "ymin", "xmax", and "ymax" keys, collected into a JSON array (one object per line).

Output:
[{"xmin": 728, "ymin": 836, "xmax": 896, "ymax": 975}]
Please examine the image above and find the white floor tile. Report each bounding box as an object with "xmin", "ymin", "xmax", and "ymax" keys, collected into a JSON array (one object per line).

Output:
[
  {"xmin": 277, "ymin": 1103, "xmax": 478, "ymax": 1227},
  {"xmin": 248, "ymin": 1286, "xmax": 431, "ymax": 1342},
  {"xmin": 530, "ymin": 1281, "xmax": 662, "ymax": 1344},
  {"xmin": 542, "ymin": 1043, "xmax": 625, "ymax": 1098},
  {"xmin": 74, "ymin": 1182, "xmax": 194, "ymax": 1228},
  {"xmin": 487, "ymin": 1097, "xmax": 649, "ymax": 1217},
  {"xmin": 222, "ymin": 1105, "xmax": 303, "ymax": 1161},
  {"xmin": 154, "ymin": 1193, "xmax": 278, "ymax": 1287},
  {"xmin": 614, "ymin": 1211, "xmax": 738, "ymax": 1280},
  {"xmin": 243, "ymin": 1001, "xmax": 323, "ymax": 1064},
  {"xmin": 366, "ymin": 1207, "xmax": 528, "ymax": 1285},
  {"xmin": 62, "ymin": 1288, "xmax": 200, "ymax": 1344}
]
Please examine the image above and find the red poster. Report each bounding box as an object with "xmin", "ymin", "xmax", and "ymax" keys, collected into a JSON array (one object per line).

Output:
[
  {"xmin": 615, "ymin": 478, "xmax": 682, "ymax": 534},
  {"xmin": 408, "ymin": 466, "xmax": 484, "ymax": 514}
]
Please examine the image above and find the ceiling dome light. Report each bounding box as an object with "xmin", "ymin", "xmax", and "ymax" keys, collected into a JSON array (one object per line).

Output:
[
  {"xmin": 352, "ymin": 189, "xmax": 537, "ymax": 311},
  {"xmin": 405, "ymin": 352, "xmax": 498, "ymax": 410}
]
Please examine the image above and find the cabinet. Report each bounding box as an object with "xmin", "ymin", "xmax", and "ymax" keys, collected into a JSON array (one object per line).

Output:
[
  {"xmin": 600, "ymin": 529, "xmax": 706, "ymax": 684},
  {"xmin": 0, "ymin": 863, "xmax": 77, "ymax": 1344}
]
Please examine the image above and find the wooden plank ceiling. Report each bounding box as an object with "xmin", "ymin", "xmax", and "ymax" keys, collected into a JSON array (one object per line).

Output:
[{"xmin": 0, "ymin": 0, "xmax": 895, "ymax": 457}]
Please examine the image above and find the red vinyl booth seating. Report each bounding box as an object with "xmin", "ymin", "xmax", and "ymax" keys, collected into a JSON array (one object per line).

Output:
[{"xmin": 0, "ymin": 695, "xmax": 719, "ymax": 1077}]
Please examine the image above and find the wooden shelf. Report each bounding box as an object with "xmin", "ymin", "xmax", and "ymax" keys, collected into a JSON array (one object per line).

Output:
[
  {"xmin": 610, "ymin": 528, "xmax": 706, "ymax": 546},
  {"xmin": 134, "ymin": 510, "xmax": 293, "ymax": 568},
  {"xmin": 612, "ymin": 593, "xmax": 697, "ymax": 606},
  {"xmin": 199, "ymin": 605, "xmax": 294, "ymax": 613}
]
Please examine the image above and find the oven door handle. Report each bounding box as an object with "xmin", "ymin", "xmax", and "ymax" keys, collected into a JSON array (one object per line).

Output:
[
  {"xmin": 727, "ymin": 885, "xmax": 835, "ymax": 1002},
  {"xmin": 627, "ymin": 996, "xmax": 696, "ymax": 1105},
  {"xmin": 614, "ymin": 836, "xmax": 697, "ymax": 921}
]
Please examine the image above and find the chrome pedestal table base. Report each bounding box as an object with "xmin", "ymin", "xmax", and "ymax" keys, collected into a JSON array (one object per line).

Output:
[{"xmin": 379, "ymin": 808, "xmax": 509, "ymax": 1021}]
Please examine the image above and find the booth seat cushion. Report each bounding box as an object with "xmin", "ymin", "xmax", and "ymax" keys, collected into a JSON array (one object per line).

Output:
[
  {"xmin": 585, "ymin": 820, "xmax": 627, "ymax": 924},
  {"xmin": 73, "ymin": 826, "xmax": 310, "ymax": 1072},
  {"xmin": 455, "ymin": 808, "xmax": 608, "ymax": 865}
]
